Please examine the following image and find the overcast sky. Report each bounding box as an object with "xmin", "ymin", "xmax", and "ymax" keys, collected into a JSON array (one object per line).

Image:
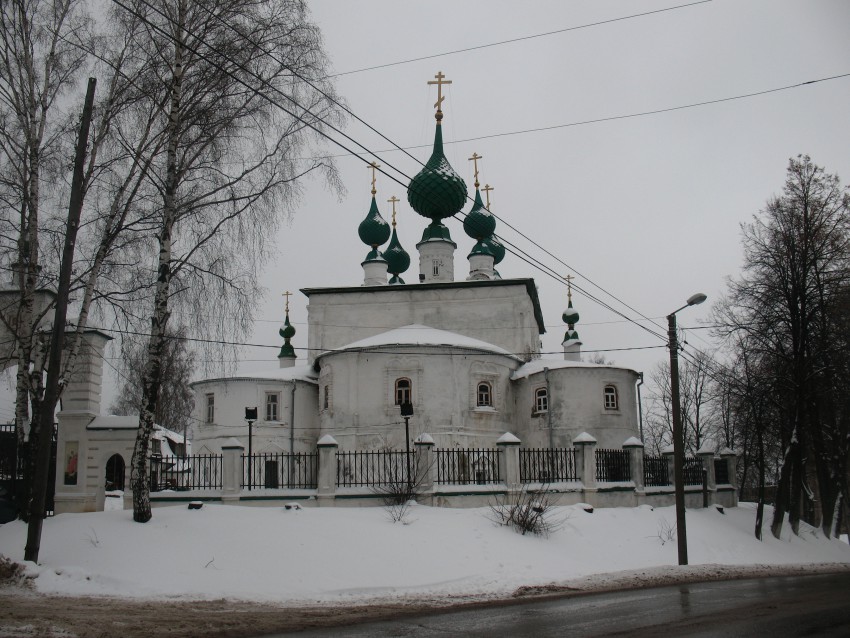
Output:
[{"xmin": 230, "ymin": 0, "xmax": 849, "ymax": 384}]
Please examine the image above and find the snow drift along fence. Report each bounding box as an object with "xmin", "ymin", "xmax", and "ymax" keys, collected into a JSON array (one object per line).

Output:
[
  {"xmin": 519, "ymin": 448, "xmax": 578, "ymax": 482},
  {"xmin": 242, "ymin": 452, "xmax": 318, "ymax": 489},
  {"xmin": 435, "ymin": 448, "xmax": 501, "ymax": 485}
]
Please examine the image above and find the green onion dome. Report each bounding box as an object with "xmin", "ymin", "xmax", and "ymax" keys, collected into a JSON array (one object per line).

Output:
[
  {"xmin": 358, "ymin": 196, "xmax": 391, "ymax": 249},
  {"xmin": 407, "ymin": 124, "xmax": 467, "ymax": 222},
  {"xmin": 562, "ymin": 300, "xmax": 580, "ymax": 326},
  {"xmin": 488, "ymin": 236, "xmax": 506, "ymax": 265},
  {"xmin": 468, "ymin": 238, "xmax": 495, "ymax": 259},
  {"xmin": 278, "ymin": 314, "xmax": 296, "ymax": 358},
  {"xmin": 384, "ymin": 227, "xmax": 410, "ymax": 279},
  {"xmin": 463, "ymin": 189, "xmax": 496, "ymax": 240}
]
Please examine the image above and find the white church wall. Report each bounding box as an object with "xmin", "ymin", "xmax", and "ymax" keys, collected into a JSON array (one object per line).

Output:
[
  {"xmin": 513, "ymin": 366, "xmax": 641, "ymax": 449},
  {"xmin": 303, "ymin": 280, "xmax": 543, "ymax": 366}
]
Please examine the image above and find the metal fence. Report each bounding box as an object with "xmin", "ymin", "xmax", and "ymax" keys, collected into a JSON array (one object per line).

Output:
[
  {"xmin": 683, "ymin": 456, "xmax": 704, "ymax": 485},
  {"xmin": 595, "ymin": 448, "xmax": 631, "ymax": 482},
  {"xmin": 336, "ymin": 450, "xmax": 412, "ymax": 487},
  {"xmin": 151, "ymin": 454, "xmax": 223, "ymax": 491},
  {"xmin": 643, "ymin": 455, "xmax": 670, "ymax": 486},
  {"xmin": 242, "ymin": 452, "xmax": 318, "ymax": 489},
  {"xmin": 714, "ymin": 458, "xmax": 729, "ymax": 484},
  {"xmin": 435, "ymin": 448, "xmax": 501, "ymax": 485},
  {"xmin": 519, "ymin": 448, "xmax": 578, "ymax": 482}
]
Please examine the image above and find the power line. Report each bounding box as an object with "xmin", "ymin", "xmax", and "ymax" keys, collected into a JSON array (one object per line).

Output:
[{"xmin": 327, "ymin": 1, "xmax": 714, "ymax": 78}]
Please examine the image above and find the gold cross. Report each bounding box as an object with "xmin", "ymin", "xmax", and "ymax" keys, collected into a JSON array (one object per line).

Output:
[
  {"xmin": 482, "ymin": 183, "xmax": 494, "ymax": 209},
  {"xmin": 283, "ymin": 290, "xmax": 292, "ymax": 314},
  {"xmin": 468, "ymin": 153, "xmax": 483, "ymax": 188},
  {"xmin": 387, "ymin": 195, "xmax": 400, "ymax": 226},
  {"xmin": 564, "ymin": 275, "xmax": 574, "ymax": 302},
  {"xmin": 368, "ymin": 161, "xmax": 381, "ymax": 195},
  {"xmin": 427, "ymin": 71, "xmax": 452, "ymax": 112}
]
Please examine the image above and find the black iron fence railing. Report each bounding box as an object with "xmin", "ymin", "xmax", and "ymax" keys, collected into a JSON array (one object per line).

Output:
[
  {"xmin": 519, "ymin": 448, "xmax": 578, "ymax": 482},
  {"xmin": 595, "ymin": 448, "xmax": 631, "ymax": 482},
  {"xmin": 242, "ymin": 452, "xmax": 318, "ymax": 489},
  {"xmin": 643, "ymin": 455, "xmax": 670, "ymax": 486},
  {"xmin": 336, "ymin": 450, "xmax": 411, "ymax": 487},
  {"xmin": 714, "ymin": 458, "xmax": 729, "ymax": 484},
  {"xmin": 435, "ymin": 448, "xmax": 501, "ymax": 485},
  {"xmin": 150, "ymin": 454, "xmax": 223, "ymax": 492},
  {"xmin": 683, "ymin": 456, "xmax": 704, "ymax": 485}
]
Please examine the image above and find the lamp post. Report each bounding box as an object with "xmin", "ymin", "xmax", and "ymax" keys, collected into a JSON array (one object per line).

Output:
[
  {"xmin": 667, "ymin": 292, "xmax": 707, "ymax": 566},
  {"xmin": 400, "ymin": 401, "xmax": 414, "ymax": 488},
  {"xmin": 245, "ymin": 407, "xmax": 257, "ymax": 491}
]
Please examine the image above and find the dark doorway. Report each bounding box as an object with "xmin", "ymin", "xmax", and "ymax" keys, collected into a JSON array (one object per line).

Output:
[{"xmin": 105, "ymin": 454, "xmax": 125, "ymax": 491}]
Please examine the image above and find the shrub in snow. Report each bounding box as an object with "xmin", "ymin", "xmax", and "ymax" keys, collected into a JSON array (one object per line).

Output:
[{"xmin": 489, "ymin": 487, "xmax": 563, "ymax": 537}]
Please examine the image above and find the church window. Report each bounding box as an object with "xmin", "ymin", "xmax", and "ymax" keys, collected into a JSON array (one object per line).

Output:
[
  {"xmin": 323, "ymin": 385, "xmax": 330, "ymax": 410},
  {"xmin": 477, "ymin": 381, "xmax": 493, "ymax": 407},
  {"xmin": 205, "ymin": 394, "xmax": 215, "ymax": 423},
  {"xmin": 395, "ymin": 378, "xmax": 412, "ymax": 406},
  {"xmin": 265, "ymin": 393, "xmax": 279, "ymax": 421},
  {"xmin": 604, "ymin": 385, "xmax": 619, "ymax": 410},
  {"xmin": 535, "ymin": 387, "xmax": 548, "ymax": 413},
  {"xmin": 432, "ymin": 260, "xmax": 440, "ymax": 276}
]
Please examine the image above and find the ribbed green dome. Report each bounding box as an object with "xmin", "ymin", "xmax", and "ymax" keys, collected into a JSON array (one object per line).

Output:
[
  {"xmin": 358, "ymin": 196, "xmax": 391, "ymax": 248},
  {"xmin": 384, "ymin": 227, "xmax": 410, "ymax": 277},
  {"xmin": 488, "ymin": 236, "xmax": 506, "ymax": 265},
  {"xmin": 407, "ymin": 125, "xmax": 467, "ymax": 222},
  {"xmin": 463, "ymin": 189, "xmax": 496, "ymax": 240}
]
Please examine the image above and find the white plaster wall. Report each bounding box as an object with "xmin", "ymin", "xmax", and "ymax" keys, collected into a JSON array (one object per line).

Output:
[
  {"xmin": 513, "ymin": 367, "xmax": 641, "ymax": 449},
  {"xmin": 317, "ymin": 347, "xmax": 520, "ymax": 450},
  {"xmin": 303, "ymin": 280, "xmax": 542, "ymax": 366},
  {"xmin": 191, "ymin": 378, "xmax": 319, "ymax": 454}
]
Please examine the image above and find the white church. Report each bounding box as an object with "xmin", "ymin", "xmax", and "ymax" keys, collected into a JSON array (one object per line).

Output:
[{"xmin": 189, "ymin": 74, "xmax": 642, "ymax": 458}]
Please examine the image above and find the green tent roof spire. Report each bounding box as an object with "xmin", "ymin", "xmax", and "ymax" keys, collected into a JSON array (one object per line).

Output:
[{"xmin": 278, "ymin": 291, "xmax": 296, "ymax": 359}]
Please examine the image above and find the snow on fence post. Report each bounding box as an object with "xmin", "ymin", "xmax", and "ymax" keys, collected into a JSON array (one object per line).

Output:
[
  {"xmin": 720, "ymin": 448, "xmax": 738, "ymax": 504},
  {"xmin": 496, "ymin": 432, "xmax": 521, "ymax": 491},
  {"xmin": 573, "ymin": 432, "xmax": 597, "ymax": 490},
  {"xmin": 221, "ymin": 438, "xmax": 244, "ymax": 502},
  {"xmin": 623, "ymin": 437, "xmax": 645, "ymax": 491},
  {"xmin": 697, "ymin": 443, "xmax": 716, "ymax": 506},
  {"xmin": 414, "ymin": 433, "xmax": 435, "ymax": 493},
  {"xmin": 316, "ymin": 435, "xmax": 338, "ymax": 504}
]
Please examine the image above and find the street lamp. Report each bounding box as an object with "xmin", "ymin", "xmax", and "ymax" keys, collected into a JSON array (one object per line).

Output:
[
  {"xmin": 668, "ymin": 292, "xmax": 706, "ymax": 566},
  {"xmin": 245, "ymin": 407, "xmax": 257, "ymax": 491},
  {"xmin": 400, "ymin": 401, "xmax": 414, "ymax": 487}
]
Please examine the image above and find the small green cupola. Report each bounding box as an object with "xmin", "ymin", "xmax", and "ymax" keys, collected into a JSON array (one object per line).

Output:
[
  {"xmin": 278, "ymin": 291, "xmax": 297, "ymax": 368},
  {"xmin": 384, "ymin": 196, "xmax": 410, "ymax": 285},
  {"xmin": 562, "ymin": 275, "xmax": 583, "ymax": 361},
  {"xmin": 465, "ymin": 156, "xmax": 498, "ymax": 281},
  {"xmin": 408, "ymin": 72, "xmax": 466, "ymax": 282},
  {"xmin": 360, "ymin": 162, "xmax": 390, "ymax": 285}
]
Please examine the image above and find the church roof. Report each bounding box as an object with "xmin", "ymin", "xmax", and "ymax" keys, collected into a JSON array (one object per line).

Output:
[
  {"xmin": 301, "ymin": 278, "xmax": 546, "ymax": 334},
  {"xmin": 190, "ymin": 364, "xmax": 318, "ymax": 387},
  {"xmin": 319, "ymin": 324, "xmax": 519, "ymax": 359},
  {"xmin": 511, "ymin": 358, "xmax": 640, "ymax": 380}
]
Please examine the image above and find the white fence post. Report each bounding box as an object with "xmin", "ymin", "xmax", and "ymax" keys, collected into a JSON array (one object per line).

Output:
[
  {"xmin": 221, "ymin": 439, "xmax": 243, "ymax": 502},
  {"xmin": 414, "ymin": 433, "xmax": 435, "ymax": 494},
  {"xmin": 573, "ymin": 432, "xmax": 597, "ymax": 490},
  {"xmin": 623, "ymin": 437, "xmax": 645, "ymax": 491},
  {"xmin": 497, "ymin": 432, "xmax": 521, "ymax": 491},
  {"xmin": 316, "ymin": 435, "xmax": 338, "ymax": 505}
]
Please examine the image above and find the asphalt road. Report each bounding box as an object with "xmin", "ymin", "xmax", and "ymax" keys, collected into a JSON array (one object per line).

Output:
[{"xmin": 273, "ymin": 573, "xmax": 850, "ymax": 637}]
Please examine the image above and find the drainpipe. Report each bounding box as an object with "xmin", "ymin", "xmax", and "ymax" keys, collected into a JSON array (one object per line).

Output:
[
  {"xmin": 636, "ymin": 372, "xmax": 644, "ymax": 441},
  {"xmin": 289, "ymin": 381, "xmax": 296, "ymax": 485},
  {"xmin": 544, "ymin": 367, "xmax": 553, "ymax": 449}
]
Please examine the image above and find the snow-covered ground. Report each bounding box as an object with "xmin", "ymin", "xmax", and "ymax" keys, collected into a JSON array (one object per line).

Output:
[{"xmin": 1, "ymin": 501, "xmax": 848, "ymax": 604}]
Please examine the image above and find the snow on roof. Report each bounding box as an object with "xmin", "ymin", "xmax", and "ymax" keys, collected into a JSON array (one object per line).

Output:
[
  {"xmin": 321, "ymin": 324, "xmax": 516, "ymax": 359},
  {"xmin": 191, "ymin": 364, "xmax": 318, "ymax": 387},
  {"xmin": 87, "ymin": 415, "xmax": 138, "ymax": 430},
  {"xmin": 511, "ymin": 358, "xmax": 640, "ymax": 380}
]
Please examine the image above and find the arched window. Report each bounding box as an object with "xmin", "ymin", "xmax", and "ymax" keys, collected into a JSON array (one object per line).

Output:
[
  {"xmin": 395, "ymin": 378, "xmax": 412, "ymax": 406},
  {"xmin": 105, "ymin": 454, "xmax": 125, "ymax": 491},
  {"xmin": 604, "ymin": 385, "xmax": 619, "ymax": 410},
  {"xmin": 477, "ymin": 381, "xmax": 493, "ymax": 407},
  {"xmin": 534, "ymin": 387, "xmax": 548, "ymax": 413}
]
